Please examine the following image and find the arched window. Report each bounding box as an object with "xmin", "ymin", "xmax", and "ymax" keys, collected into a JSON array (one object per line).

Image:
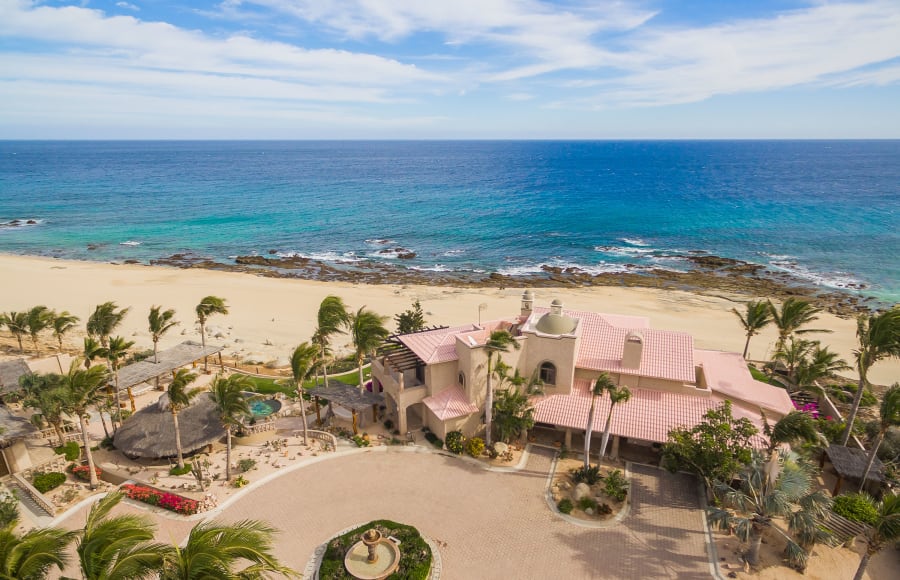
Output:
[
  {"xmin": 539, "ymin": 362, "xmax": 557, "ymax": 385},
  {"xmin": 458, "ymin": 371, "xmax": 466, "ymax": 387}
]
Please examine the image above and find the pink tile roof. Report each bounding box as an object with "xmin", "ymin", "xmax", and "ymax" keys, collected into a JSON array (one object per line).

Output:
[
  {"xmin": 423, "ymin": 385, "xmax": 479, "ymax": 421},
  {"xmin": 398, "ymin": 324, "xmax": 478, "ymax": 364},
  {"xmin": 533, "ymin": 379, "xmax": 768, "ymax": 447},
  {"xmin": 532, "ymin": 307, "xmax": 695, "ymax": 383},
  {"xmin": 694, "ymin": 350, "xmax": 794, "ymax": 416}
]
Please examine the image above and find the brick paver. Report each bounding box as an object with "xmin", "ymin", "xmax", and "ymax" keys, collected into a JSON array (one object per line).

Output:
[{"xmin": 54, "ymin": 447, "xmax": 712, "ymax": 579}]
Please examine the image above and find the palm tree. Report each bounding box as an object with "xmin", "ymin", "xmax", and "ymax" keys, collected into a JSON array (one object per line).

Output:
[
  {"xmin": 314, "ymin": 295, "xmax": 350, "ymax": 387},
  {"xmin": 852, "ymin": 493, "xmax": 900, "ymax": 580},
  {"xmin": 107, "ymin": 335, "xmax": 135, "ymax": 416},
  {"xmin": 168, "ymin": 369, "xmax": 202, "ymax": 470},
  {"xmin": 841, "ymin": 307, "xmax": 900, "ymax": 445},
  {"xmin": 148, "ymin": 305, "xmax": 178, "ymax": 363},
  {"xmin": 767, "ymin": 297, "xmax": 830, "ymax": 351},
  {"xmin": 482, "ymin": 329, "xmax": 520, "ymax": 447},
  {"xmin": 762, "ymin": 411, "xmax": 822, "ymax": 464},
  {"xmin": 289, "ymin": 342, "xmax": 319, "ymax": 445},
  {"xmin": 60, "ymin": 361, "xmax": 109, "ymax": 490},
  {"xmin": 492, "ymin": 387, "xmax": 535, "ymax": 444},
  {"xmin": 196, "ymin": 296, "xmax": 228, "ymax": 371},
  {"xmin": 795, "ymin": 344, "xmax": 850, "ymax": 391},
  {"xmin": 584, "ymin": 373, "xmax": 614, "ymax": 469},
  {"xmin": 210, "ymin": 373, "xmax": 253, "ymax": 482},
  {"xmin": 83, "ymin": 336, "xmax": 107, "ymax": 369},
  {"xmin": 0, "ymin": 311, "xmax": 28, "ymax": 353},
  {"xmin": 20, "ymin": 373, "xmax": 68, "ymax": 448},
  {"xmin": 597, "ymin": 384, "xmax": 632, "ymax": 469},
  {"xmin": 858, "ymin": 383, "xmax": 900, "ymax": 490},
  {"xmin": 52, "ymin": 310, "xmax": 80, "ymax": 352},
  {"xmin": 25, "ymin": 305, "xmax": 52, "ymax": 356},
  {"xmin": 160, "ymin": 519, "xmax": 298, "ymax": 579},
  {"xmin": 708, "ymin": 451, "xmax": 832, "ymax": 571},
  {"xmin": 349, "ymin": 306, "xmax": 390, "ymax": 393},
  {"xmin": 0, "ymin": 520, "xmax": 77, "ymax": 580},
  {"xmin": 773, "ymin": 338, "xmax": 815, "ymax": 384},
  {"xmin": 732, "ymin": 300, "xmax": 773, "ymax": 359},
  {"xmin": 87, "ymin": 301, "xmax": 130, "ymax": 348},
  {"xmin": 77, "ymin": 491, "xmax": 172, "ymax": 580}
]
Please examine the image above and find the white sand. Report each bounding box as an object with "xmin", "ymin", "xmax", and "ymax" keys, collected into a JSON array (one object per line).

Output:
[{"xmin": 1, "ymin": 254, "xmax": 897, "ymax": 385}]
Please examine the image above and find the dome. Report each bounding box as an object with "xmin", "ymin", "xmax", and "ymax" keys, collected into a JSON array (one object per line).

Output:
[{"xmin": 534, "ymin": 312, "xmax": 577, "ymax": 335}]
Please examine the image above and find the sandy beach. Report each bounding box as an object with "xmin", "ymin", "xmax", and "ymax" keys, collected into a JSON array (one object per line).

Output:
[{"xmin": 1, "ymin": 253, "xmax": 897, "ymax": 385}]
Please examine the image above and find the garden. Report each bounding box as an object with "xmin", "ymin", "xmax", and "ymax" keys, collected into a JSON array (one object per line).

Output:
[
  {"xmin": 550, "ymin": 454, "xmax": 629, "ymax": 521},
  {"xmin": 318, "ymin": 519, "xmax": 432, "ymax": 580}
]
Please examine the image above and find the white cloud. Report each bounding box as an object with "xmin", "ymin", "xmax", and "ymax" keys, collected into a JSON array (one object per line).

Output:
[{"xmin": 115, "ymin": 2, "xmax": 139, "ymax": 11}]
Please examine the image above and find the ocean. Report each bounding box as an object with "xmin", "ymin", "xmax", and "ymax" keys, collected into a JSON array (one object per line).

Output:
[{"xmin": 1, "ymin": 140, "xmax": 898, "ymax": 302}]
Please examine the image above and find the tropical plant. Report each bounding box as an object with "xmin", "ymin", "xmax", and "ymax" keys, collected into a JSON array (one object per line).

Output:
[
  {"xmin": 841, "ymin": 307, "xmax": 900, "ymax": 445},
  {"xmin": 851, "ymin": 493, "xmax": 900, "ymax": 580},
  {"xmin": 313, "ymin": 295, "xmax": 350, "ymax": 388},
  {"xmin": 445, "ymin": 430, "xmax": 465, "ymax": 454},
  {"xmin": 210, "ymin": 373, "xmax": 253, "ymax": 482},
  {"xmin": 571, "ymin": 464, "xmax": 602, "ymax": 485},
  {"xmin": 20, "ymin": 372, "xmax": 68, "ymax": 447},
  {"xmin": 492, "ymin": 387, "xmax": 535, "ymax": 444},
  {"xmin": 732, "ymin": 300, "xmax": 773, "ymax": 359},
  {"xmin": 59, "ymin": 361, "xmax": 109, "ymax": 490},
  {"xmin": 0, "ymin": 520, "xmax": 76, "ymax": 580},
  {"xmin": 597, "ymin": 381, "xmax": 631, "ymax": 470},
  {"xmin": 603, "ymin": 469, "xmax": 628, "ymax": 501},
  {"xmin": 51, "ymin": 310, "xmax": 80, "ymax": 352},
  {"xmin": 0, "ymin": 311, "xmax": 28, "ymax": 353},
  {"xmin": 395, "ymin": 299, "xmax": 426, "ymax": 334},
  {"xmin": 583, "ymin": 373, "xmax": 614, "ymax": 469},
  {"xmin": 195, "ymin": 296, "xmax": 228, "ymax": 371},
  {"xmin": 87, "ymin": 301, "xmax": 130, "ymax": 348},
  {"xmin": 762, "ymin": 410, "xmax": 823, "ymax": 459},
  {"xmin": 832, "ymin": 493, "xmax": 879, "ymax": 526},
  {"xmin": 167, "ymin": 368, "xmax": 202, "ymax": 470},
  {"xmin": 77, "ymin": 491, "xmax": 172, "ymax": 580},
  {"xmin": 795, "ymin": 344, "xmax": 850, "ymax": 390},
  {"xmin": 287, "ymin": 342, "xmax": 319, "ymax": 444},
  {"xmin": 82, "ymin": 336, "xmax": 107, "ymax": 369},
  {"xmin": 107, "ymin": 335, "xmax": 135, "ymax": 415},
  {"xmin": 160, "ymin": 519, "xmax": 299, "ymax": 579},
  {"xmin": 858, "ymin": 383, "xmax": 900, "ymax": 490},
  {"xmin": 0, "ymin": 491, "xmax": 18, "ymax": 528},
  {"xmin": 707, "ymin": 451, "xmax": 832, "ymax": 571},
  {"xmin": 148, "ymin": 306, "xmax": 178, "ymax": 363},
  {"xmin": 482, "ymin": 329, "xmax": 520, "ymax": 447},
  {"xmin": 465, "ymin": 436, "xmax": 485, "ymax": 457},
  {"xmin": 773, "ymin": 338, "xmax": 815, "ymax": 384},
  {"xmin": 349, "ymin": 306, "xmax": 390, "ymax": 393},
  {"xmin": 767, "ymin": 298, "xmax": 830, "ymax": 351},
  {"xmin": 24, "ymin": 305, "xmax": 52, "ymax": 356}
]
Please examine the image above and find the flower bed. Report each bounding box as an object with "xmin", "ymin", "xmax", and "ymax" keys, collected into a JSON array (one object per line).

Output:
[
  {"xmin": 319, "ymin": 520, "xmax": 431, "ymax": 580},
  {"xmin": 71, "ymin": 465, "xmax": 102, "ymax": 481},
  {"xmin": 122, "ymin": 483, "xmax": 200, "ymax": 515}
]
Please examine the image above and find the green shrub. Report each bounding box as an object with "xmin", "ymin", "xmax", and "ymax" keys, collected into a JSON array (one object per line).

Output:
[
  {"xmin": 320, "ymin": 519, "xmax": 431, "ymax": 580},
  {"xmin": 577, "ymin": 496, "xmax": 597, "ymax": 511},
  {"xmin": 0, "ymin": 491, "xmax": 19, "ymax": 527},
  {"xmin": 445, "ymin": 430, "xmax": 466, "ymax": 454},
  {"xmin": 604, "ymin": 469, "xmax": 628, "ymax": 501},
  {"xmin": 32, "ymin": 472, "xmax": 67, "ymax": 493},
  {"xmin": 571, "ymin": 465, "xmax": 602, "ymax": 485},
  {"xmin": 424, "ymin": 432, "xmax": 443, "ymax": 449},
  {"xmin": 465, "ymin": 437, "xmax": 485, "ymax": 457},
  {"xmin": 557, "ymin": 498, "xmax": 574, "ymax": 514},
  {"xmin": 238, "ymin": 459, "xmax": 257, "ymax": 472},
  {"xmin": 169, "ymin": 464, "xmax": 192, "ymax": 476},
  {"xmin": 832, "ymin": 494, "xmax": 879, "ymax": 526},
  {"xmin": 829, "ymin": 384, "xmax": 878, "ymax": 407},
  {"xmin": 352, "ymin": 435, "xmax": 370, "ymax": 448},
  {"xmin": 100, "ymin": 436, "xmax": 116, "ymax": 450},
  {"xmin": 54, "ymin": 441, "xmax": 80, "ymax": 461}
]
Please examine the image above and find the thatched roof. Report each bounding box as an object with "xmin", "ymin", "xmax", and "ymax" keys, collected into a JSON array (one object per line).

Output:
[
  {"xmin": 0, "ymin": 359, "xmax": 30, "ymax": 395},
  {"xmin": 826, "ymin": 444, "xmax": 884, "ymax": 482},
  {"xmin": 0, "ymin": 406, "xmax": 38, "ymax": 444},
  {"xmin": 114, "ymin": 341, "xmax": 224, "ymax": 389},
  {"xmin": 113, "ymin": 392, "xmax": 224, "ymax": 458},
  {"xmin": 309, "ymin": 380, "xmax": 384, "ymax": 412}
]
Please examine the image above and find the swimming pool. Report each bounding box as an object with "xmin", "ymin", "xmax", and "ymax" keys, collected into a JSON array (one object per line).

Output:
[{"xmin": 247, "ymin": 398, "xmax": 281, "ymax": 418}]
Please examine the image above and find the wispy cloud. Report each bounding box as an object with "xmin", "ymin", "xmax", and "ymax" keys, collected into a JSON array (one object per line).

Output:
[{"xmin": 115, "ymin": 2, "xmax": 139, "ymax": 11}]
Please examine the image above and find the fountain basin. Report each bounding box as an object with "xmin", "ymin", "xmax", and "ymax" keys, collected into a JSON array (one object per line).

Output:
[{"xmin": 344, "ymin": 536, "xmax": 400, "ymax": 580}]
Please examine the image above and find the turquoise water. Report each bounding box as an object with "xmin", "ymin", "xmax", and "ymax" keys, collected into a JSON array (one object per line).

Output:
[
  {"xmin": 1, "ymin": 140, "xmax": 898, "ymax": 301},
  {"xmin": 249, "ymin": 399, "xmax": 280, "ymax": 418}
]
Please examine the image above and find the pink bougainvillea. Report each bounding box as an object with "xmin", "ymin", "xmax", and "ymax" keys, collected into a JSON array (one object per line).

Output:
[{"xmin": 122, "ymin": 484, "xmax": 199, "ymax": 515}]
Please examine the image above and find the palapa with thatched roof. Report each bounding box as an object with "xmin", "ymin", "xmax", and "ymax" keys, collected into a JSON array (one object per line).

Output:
[
  {"xmin": 113, "ymin": 341, "xmax": 224, "ymax": 391},
  {"xmin": 113, "ymin": 391, "xmax": 224, "ymax": 459},
  {"xmin": 821, "ymin": 444, "xmax": 885, "ymax": 495},
  {"xmin": 0, "ymin": 359, "xmax": 30, "ymax": 396}
]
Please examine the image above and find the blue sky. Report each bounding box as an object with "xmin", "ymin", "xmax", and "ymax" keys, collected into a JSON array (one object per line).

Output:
[{"xmin": 1, "ymin": 0, "xmax": 899, "ymax": 138}]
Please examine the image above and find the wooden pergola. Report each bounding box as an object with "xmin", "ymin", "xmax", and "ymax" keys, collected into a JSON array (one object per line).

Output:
[{"xmin": 308, "ymin": 380, "xmax": 385, "ymax": 435}]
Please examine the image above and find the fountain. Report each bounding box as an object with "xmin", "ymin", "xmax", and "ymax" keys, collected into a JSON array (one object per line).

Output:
[{"xmin": 343, "ymin": 528, "xmax": 401, "ymax": 580}]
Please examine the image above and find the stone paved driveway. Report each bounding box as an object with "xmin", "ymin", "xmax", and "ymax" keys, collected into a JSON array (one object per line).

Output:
[{"xmin": 56, "ymin": 447, "xmax": 712, "ymax": 579}]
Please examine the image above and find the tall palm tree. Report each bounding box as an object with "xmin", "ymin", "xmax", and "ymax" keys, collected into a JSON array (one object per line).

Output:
[
  {"xmin": 77, "ymin": 491, "xmax": 172, "ymax": 580},
  {"xmin": 0, "ymin": 520, "xmax": 77, "ymax": 580},
  {"xmin": 349, "ymin": 306, "xmax": 390, "ymax": 393},
  {"xmin": 794, "ymin": 344, "xmax": 850, "ymax": 391},
  {"xmin": 0, "ymin": 311, "xmax": 28, "ymax": 353},
  {"xmin": 773, "ymin": 338, "xmax": 815, "ymax": 385},
  {"xmin": 767, "ymin": 298, "xmax": 830, "ymax": 351},
  {"xmin": 83, "ymin": 336, "xmax": 107, "ymax": 369},
  {"xmin": 168, "ymin": 369, "xmax": 202, "ymax": 470},
  {"xmin": 732, "ymin": 300, "xmax": 773, "ymax": 359},
  {"xmin": 20, "ymin": 373, "xmax": 68, "ymax": 448},
  {"xmin": 160, "ymin": 519, "xmax": 298, "ymax": 579},
  {"xmin": 708, "ymin": 451, "xmax": 832, "ymax": 571},
  {"xmin": 107, "ymin": 336, "xmax": 135, "ymax": 416},
  {"xmin": 87, "ymin": 301, "xmax": 130, "ymax": 348},
  {"xmin": 597, "ymin": 382, "xmax": 631, "ymax": 469},
  {"xmin": 289, "ymin": 342, "xmax": 319, "ymax": 445},
  {"xmin": 483, "ymin": 329, "xmax": 520, "ymax": 447},
  {"xmin": 858, "ymin": 383, "xmax": 900, "ymax": 490},
  {"xmin": 51, "ymin": 310, "xmax": 80, "ymax": 352},
  {"xmin": 314, "ymin": 295, "xmax": 350, "ymax": 387},
  {"xmin": 60, "ymin": 361, "xmax": 109, "ymax": 490},
  {"xmin": 148, "ymin": 306, "xmax": 178, "ymax": 363},
  {"xmin": 210, "ymin": 373, "xmax": 253, "ymax": 482},
  {"xmin": 841, "ymin": 307, "xmax": 900, "ymax": 445},
  {"xmin": 852, "ymin": 493, "xmax": 900, "ymax": 580},
  {"xmin": 196, "ymin": 296, "xmax": 228, "ymax": 371},
  {"xmin": 25, "ymin": 305, "xmax": 52, "ymax": 356},
  {"xmin": 584, "ymin": 373, "xmax": 614, "ymax": 469}
]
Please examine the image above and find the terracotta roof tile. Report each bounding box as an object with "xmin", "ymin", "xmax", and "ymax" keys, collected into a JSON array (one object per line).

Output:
[
  {"xmin": 695, "ymin": 350, "xmax": 794, "ymax": 416},
  {"xmin": 423, "ymin": 386, "xmax": 479, "ymax": 421}
]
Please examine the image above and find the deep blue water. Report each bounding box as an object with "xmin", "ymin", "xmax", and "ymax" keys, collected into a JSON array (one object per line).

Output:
[{"xmin": 1, "ymin": 140, "xmax": 898, "ymax": 301}]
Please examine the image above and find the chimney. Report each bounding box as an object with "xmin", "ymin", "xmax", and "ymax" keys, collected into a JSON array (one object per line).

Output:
[
  {"xmin": 622, "ymin": 332, "xmax": 643, "ymax": 369},
  {"xmin": 521, "ymin": 289, "xmax": 534, "ymax": 317},
  {"xmin": 550, "ymin": 298, "xmax": 563, "ymax": 316}
]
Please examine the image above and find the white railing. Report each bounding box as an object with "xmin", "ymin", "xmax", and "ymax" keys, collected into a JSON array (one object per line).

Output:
[
  {"xmin": 11, "ymin": 473, "xmax": 56, "ymax": 517},
  {"xmin": 20, "ymin": 455, "xmax": 69, "ymax": 481},
  {"xmin": 29, "ymin": 426, "xmax": 82, "ymax": 443}
]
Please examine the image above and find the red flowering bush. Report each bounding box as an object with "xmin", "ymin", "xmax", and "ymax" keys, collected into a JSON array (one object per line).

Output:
[
  {"xmin": 72, "ymin": 465, "xmax": 102, "ymax": 481},
  {"xmin": 122, "ymin": 484, "xmax": 199, "ymax": 515}
]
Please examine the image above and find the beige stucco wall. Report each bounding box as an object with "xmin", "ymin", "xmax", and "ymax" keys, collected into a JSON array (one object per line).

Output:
[
  {"xmin": 519, "ymin": 332, "xmax": 578, "ymax": 394},
  {"xmin": 1, "ymin": 440, "xmax": 32, "ymax": 474}
]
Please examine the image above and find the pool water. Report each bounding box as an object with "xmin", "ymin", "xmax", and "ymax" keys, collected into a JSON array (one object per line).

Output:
[{"xmin": 249, "ymin": 399, "xmax": 281, "ymax": 418}]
